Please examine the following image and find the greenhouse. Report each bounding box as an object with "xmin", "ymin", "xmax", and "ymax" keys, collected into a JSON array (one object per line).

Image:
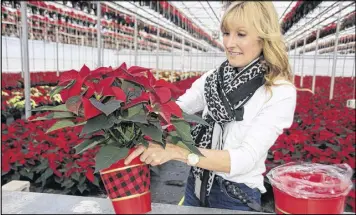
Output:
[{"xmin": 1, "ymin": 1, "xmax": 355, "ymax": 214}]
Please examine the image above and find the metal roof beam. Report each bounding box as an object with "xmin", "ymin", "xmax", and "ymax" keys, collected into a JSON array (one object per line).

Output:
[
  {"xmin": 285, "ymin": 1, "xmax": 354, "ymax": 43},
  {"xmin": 109, "ymin": 1, "xmax": 208, "ymax": 50}
]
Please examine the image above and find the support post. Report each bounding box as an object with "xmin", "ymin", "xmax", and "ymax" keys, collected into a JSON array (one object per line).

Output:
[
  {"xmin": 292, "ymin": 40, "xmax": 297, "ymax": 83},
  {"xmin": 134, "ymin": 15, "xmax": 138, "ymax": 65},
  {"xmin": 300, "ymin": 37, "xmax": 306, "ymax": 87},
  {"xmin": 312, "ymin": 28, "xmax": 320, "ymax": 94},
  {"xmin": 329, "ymin": 2, "xmax": 342, "ymax": 100},
  {"xmin": 21, "ymin": 1, "xmax": 31, "ymax": 119},
  {"xmin": 156, "ymin": 27, "xmax": 160, "ymax": 78},
  {"xmin": 97, "ymin": 2, "xmax": 102, "ymax": 67},
  {"xmin": 181, "ymin": 36, "xmax": 185, "ymax": 72},
  {"xmin": 56, "ymin": 28, "xmax": 59, "ymax": 76},
  {"xmin": 171, "ymin": 34, "xmax": 174, "ymax": 71}
]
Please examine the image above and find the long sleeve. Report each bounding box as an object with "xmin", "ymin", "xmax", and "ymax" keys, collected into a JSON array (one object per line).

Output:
[
  {"xmin": 224, "ymin": 85, "xmax": 297, "ymax": 177},
  {"xmin": 175, "ymin": 69, "xmax": 214, "ymax": 114}
]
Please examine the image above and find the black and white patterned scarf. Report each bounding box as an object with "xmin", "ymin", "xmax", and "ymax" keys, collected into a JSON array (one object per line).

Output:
[{"xmin": 190, "ymin": 55, "xmax": 267, "ymax": 205}]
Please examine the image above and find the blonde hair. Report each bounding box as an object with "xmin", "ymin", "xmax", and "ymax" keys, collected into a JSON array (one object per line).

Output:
[{"xmin": 221, "ymin": 2, "xmax": 312, "ymax": 95}]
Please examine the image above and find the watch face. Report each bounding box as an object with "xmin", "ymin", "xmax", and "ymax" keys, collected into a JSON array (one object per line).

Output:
[{"xmin": 188, "ymin": 153, "xmax": 199, "ymax": 165}]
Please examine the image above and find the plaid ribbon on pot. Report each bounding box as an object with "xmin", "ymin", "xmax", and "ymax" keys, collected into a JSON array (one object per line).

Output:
[{"xmin": 100, "ymin": 163, "xmax": 150, "ymax": 199}]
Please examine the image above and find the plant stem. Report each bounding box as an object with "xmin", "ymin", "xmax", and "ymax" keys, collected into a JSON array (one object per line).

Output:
[
  {"xmin": 108, "ymin": 128, "xmax": 120, "ymax": 143},
  {"xmin": 116, "ymin": 127, "xmax": 130, "ymax": 142},
  {"xmin": 129, "ymin": 123, "xmax": 135, "ymax": 140}
]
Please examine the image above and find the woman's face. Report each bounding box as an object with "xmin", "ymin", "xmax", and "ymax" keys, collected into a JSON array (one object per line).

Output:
[{"xmin": 222, "ymin": 22, "xmax": 263, "ymax": 68}]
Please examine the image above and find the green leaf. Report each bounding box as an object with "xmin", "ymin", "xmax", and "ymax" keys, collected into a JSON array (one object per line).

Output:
[
  {"xmin": 15, "ymin": 162, "xmax": 23, "ymax": 167},
  {"xmin": 169, "ymin": 131, "xmax": 178, "ymax": 137},
  {"xmin": 121, "ymin": 106, "xmax": 148, "ymax": 124},
  {"xmin": 35, "ymin": 159, "xmax": 48, "ymax": 173},
  {"xmin": 50, "ymin": 85, "xmax": 65, "ymax": 99},
  {"xmin": 128, "ymin": 104, "xmax": 143, "ymax": 118},
  {"xmin": 292, "ymin": 151, "xmax": 301, "ymax": 159},
  {"xmin": 109, "ymin": 127, "xmax": 130, "ymax": 142},
  {"xmin": 138, "ymin": 124, "xmax": 163, "ymax": 144},
  {"xmin": 148, "ymin": 119, "xmax": 161, "ymax": 129},
  {"xmin": 311, "ymin": 143, "xmax": 322, "ymax": 147},
  {"xmin": 171, "ymin": 120, "xmax": 195, "ymax": 144},
  {"xmin": 32, "ymin": 104, "xmax": 69, "ymax": 112},
  {"xmin": 176, "ymin": 140, "xmax": 204, "ymax": 157},
  {"xmin": 74, "ymin": 137, "xmax": 99, "ymax": 153},
  {"xmin": 62, "ymin": 178, "xmax": 75, "ymax": 189},
  {"xmin": 54, "ymin": 176, "xmax": 64, "ymax": 184},
  {"xmin": 27, "ymin": 172, "xmax": 35, "ymax": 180},
  {"xmin": 166, "ymin": 131, "xmax": 181, "ymax": 144},
  {"xmin": 89, "ymin": 98, "xmax": 121, "ymax": 116},
  {"xmin": 74, "ymin": 136, "xmax": 107, "ymax": 154},
  {"xmin": 172, "ymin": 112, "xmax": 210, "ymax": 126},
  {"xmin": 80, "ymin": 114, "xmax": 114, "ymax": 136},
  {"xmin": 281, "ymin": 149, "xmax": 289, "ymax": 155},
  {"xmin": 35, "ymin": 176, "xmax": 42, "ymax": 184},
  {"xmin": 92, "ymin": 176, "xmax": 100, "ymax": 187},
  {"xmin": 123, "ymin": 114, "xmax": 148, "ymax": 124},
  {"xmin": 325, "ymin": 143, "xmax": 341, "ymax": 151},
  {"xmin": 73, "ymin": 121, "xmax": 87, "ymax": 127},
  {"xmin": 66, "ymin": 96, "xmax": 82, "ymax": 115},
  {"xmin": 30, "ymin": 111, "xmax": 74, "ymax": 121},
  {"xmin": 105, "ymin": 137, "xmax": 120, "ymax": 146},
  {"xmin": 94, "ymin": 146, "xmax": 129, "ymax": 173},
  {"xmin": 46, "ymin": 120, "xmax": 75, "ymax": 133},
  {"xmin": 41, "ymin": 168, "xmax": 53, "ymax": 188},
  {"xmin": 108, "ymin": 114, "xmax": 121, "ymax": 125},
  {"xmin": 168, "ymin": 135, "xmax": 182, "ymax": 144},
  {"xmin": 79, "ymin": 175, "xmax": 86, "ymax": 185},
  {"xmin": 19, "ymin": 168, "xmax": 34, "ymax": 180},
  {"xmin": 121, "ymin": 80, "xmax": 143, "ymax": 98},
  {"xmin": 71, "ymin": 172, "xmax": 80, "ymax": 182},
  {"xmin": 78, "ymin": 183, "xmax": 88, "ymax": 194},
  {"xmin": 64, "ymin": 80, "xmax": 76, "ymax": 89},
  {"xmin": 41, "ymin": 168, "xmax": 53, "ymax": 180},
  {"xmin": 140, "ymin": 139, "xmax": 149, "ymax": 148}
]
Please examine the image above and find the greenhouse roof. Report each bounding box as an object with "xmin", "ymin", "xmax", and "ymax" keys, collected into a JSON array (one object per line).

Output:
[{"xmin": 98, "ymin": 1, "xmax": 355, "ymax": 52}]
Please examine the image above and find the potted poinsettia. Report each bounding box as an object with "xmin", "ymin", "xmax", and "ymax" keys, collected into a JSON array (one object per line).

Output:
[{"xmin": 30, "ymin": 63, "xmax": 207, "ymax": 214}]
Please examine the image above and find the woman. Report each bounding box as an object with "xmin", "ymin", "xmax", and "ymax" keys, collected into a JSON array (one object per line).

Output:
[{"xmin": 125, "ymin": 1, "xmax": 296, "ymax": 212}]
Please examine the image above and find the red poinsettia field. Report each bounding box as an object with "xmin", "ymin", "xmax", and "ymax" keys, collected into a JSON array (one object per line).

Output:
[
  {"xmin": 266, "ymin": 75, "xmax": 355, "ymax": 211},
  {"xmin": 1, "ymin": 71, "xmax": 355, "ymax": 211},
  {"xmin": 1, "ymin": 72, "xmax": 60, "ymax": 89}
]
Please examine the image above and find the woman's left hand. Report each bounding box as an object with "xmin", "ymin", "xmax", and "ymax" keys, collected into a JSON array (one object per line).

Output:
[{"xmin": 124, "ymin": 142, "xmax": 179, "ymax": 166}]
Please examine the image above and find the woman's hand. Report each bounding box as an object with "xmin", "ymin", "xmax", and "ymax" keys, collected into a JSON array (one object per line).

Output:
[{"xmin": 124, "ymin": 142, "xmax": 183, "ymax": 166}]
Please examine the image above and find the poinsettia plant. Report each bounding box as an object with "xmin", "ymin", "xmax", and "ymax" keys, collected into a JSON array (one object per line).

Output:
[{"xmin": 30, "ymin": 63, "xmax": 207, "ymax": 173}]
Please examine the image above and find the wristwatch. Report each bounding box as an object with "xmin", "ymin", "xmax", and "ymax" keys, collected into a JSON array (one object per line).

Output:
[{"xmin": 187, "ymin": 153, "xmax": 200, "ymax": 166}]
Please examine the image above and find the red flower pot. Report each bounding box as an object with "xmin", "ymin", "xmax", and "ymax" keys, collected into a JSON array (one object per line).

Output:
[
  {"xmin": 267, "ymin": 162, "xmax": 353, "ymax": 214},
  {"xmin": 99, "ymin": 148, "xmax": 151, "ymax": 214},
  {"xmin": 273, "ymin": 186, "xmax": 346, "ymax": 214}
]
